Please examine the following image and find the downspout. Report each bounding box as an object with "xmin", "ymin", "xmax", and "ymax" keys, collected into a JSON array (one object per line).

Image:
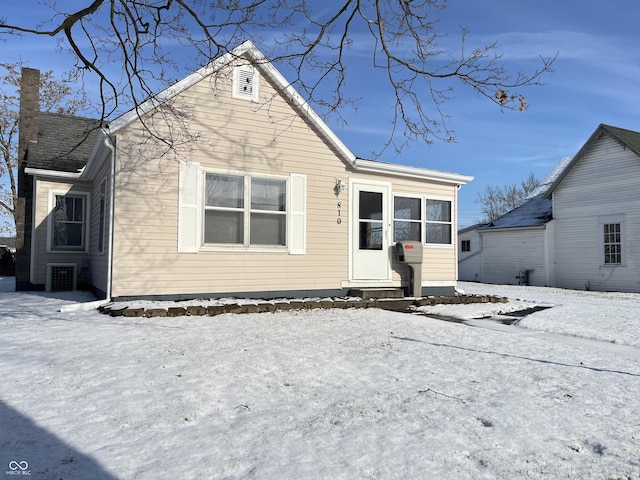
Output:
[
  {"xmin": 59, "ymin": 131, "xmax": 116, "ymax": 313},
  {"xmin": 102, "ymin": 131, "xmax": 116, "ymax": 301}
]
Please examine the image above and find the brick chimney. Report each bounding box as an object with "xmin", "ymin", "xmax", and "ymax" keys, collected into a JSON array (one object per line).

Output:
[
  {"xmin": 15, "ymin": 68, "xmax": 40, "ymax": 290},
  {"xmin": 18, "ymin": 68, "xmax": 40, "ymax": 173}
]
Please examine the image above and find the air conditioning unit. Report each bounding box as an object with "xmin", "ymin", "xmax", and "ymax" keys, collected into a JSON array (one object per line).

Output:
[{"xmin": 46, "ymin": 264, "xmax": 77, "ymax": 292}]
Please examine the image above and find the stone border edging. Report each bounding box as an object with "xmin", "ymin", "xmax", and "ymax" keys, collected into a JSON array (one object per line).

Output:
[{"xmin": 99, "ymin": 294, "xmax": 508, "ymax": 318}]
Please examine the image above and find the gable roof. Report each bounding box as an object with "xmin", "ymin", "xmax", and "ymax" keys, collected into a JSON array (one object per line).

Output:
[
  {"xmin": 543, "ymin": 124, "xmax": 640, "ymax": 199},
  {"xmin": 105, "ymin": 41, "xmax": 472, "ymax": 186},
  {"xmin": 26, "ymin": 112, "xmax": 102, "ymax": 173},
  {"xmin": 106, "ymin": 41, "xmax": 356, "ymax": 164}
]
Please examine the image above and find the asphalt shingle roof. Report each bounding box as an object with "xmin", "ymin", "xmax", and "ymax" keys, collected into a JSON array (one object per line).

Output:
[{"xmin": 26, "ymin": 112, "xmax": 102, "ymax": 173}]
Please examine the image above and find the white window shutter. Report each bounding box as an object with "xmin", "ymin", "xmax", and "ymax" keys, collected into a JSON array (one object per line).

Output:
[
  {"xmin": 289, "ymin": 173, "xmax": 306, "ymax": 255},
  {"xmin": 178, "ymin": 160, "xmax": 201, "ymax": 253}
]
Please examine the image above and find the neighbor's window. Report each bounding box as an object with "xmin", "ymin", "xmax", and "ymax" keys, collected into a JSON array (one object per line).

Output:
[
  {"xmin": 204, "ymin": 173, "xmax": 286, "ymax": 246},
  {"xmin": 425, "ymin": 199, "xmax": 452, "ymax": 244},
  {"xmin": 393, "ymin": 196, "xmax": 422, "ymax": 242},
  {"xmin": 603, "ymin": 222, "xmax": 622, "ymax": 265},
  {"xmin": 52, "ymin": 194, "xmax": 87, "ymax": 250},
  {"xmin": 461, "ymin": 240, "xmax": 471, "ymax": 252}
]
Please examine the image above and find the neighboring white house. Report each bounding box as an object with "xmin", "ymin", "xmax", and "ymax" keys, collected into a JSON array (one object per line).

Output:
[{"xmin": 459, "ymin": 124, "xmax": 640, "ymax": 293}]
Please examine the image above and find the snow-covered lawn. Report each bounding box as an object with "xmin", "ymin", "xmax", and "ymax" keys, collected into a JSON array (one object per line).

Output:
[{"xmin": 1, "ymin": 277, "xmax": 639, "ymax": 479}]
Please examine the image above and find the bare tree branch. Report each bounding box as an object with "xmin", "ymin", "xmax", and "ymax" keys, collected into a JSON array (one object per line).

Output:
[{"xmin": 0, "ymin": 0, "xmax": 555, "ymax": 157}]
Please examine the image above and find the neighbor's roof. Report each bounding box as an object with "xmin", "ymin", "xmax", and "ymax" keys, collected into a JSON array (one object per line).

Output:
[
  {"xmin": 478, "ymin": 194, "xmax": 552, "ymax": 230},
  {"xmin": 475, "ymin": 156, "xmax": 572, "ymax": 231},
  {"xmin": 26, "ymin": 112, "xmax": 102, "ymax": 173},
  {"xmin": 543, "ymin": 124, "xmax": 640, "ymax": 199}
]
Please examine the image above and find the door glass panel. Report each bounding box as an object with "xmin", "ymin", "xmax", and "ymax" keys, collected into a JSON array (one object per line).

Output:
[
  {"xmin": 359, "ymin": 191, "xmax": 382, "ymax": 220},
  {"xmin": 359, "ymin": 191, "xmax": 383, "ymax": 250},
  {"xmin": 359, "ymin": 222, "xmax": 383, "ymax": 250}
]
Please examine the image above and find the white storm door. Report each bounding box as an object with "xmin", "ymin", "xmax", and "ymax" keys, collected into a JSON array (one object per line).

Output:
[{"xmin": 351, "ymin": 181, "xmax": 391, "ymax": 280}]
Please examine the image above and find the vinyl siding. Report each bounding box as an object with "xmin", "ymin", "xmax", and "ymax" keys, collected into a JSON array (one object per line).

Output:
[
  {"xmin": 88, "ymin": 159, "xmax": 111, "ymax": 296},
  {"xmin": 552, "ymin": 135, "xmax": 640, "ymax": 292},
  {"xmin": 479, "ymin": 228, "xmax": 546, "ymax": 286},
  {"xmin": 31, "ymin": 178, "xmax": 91, "ymax": 287},
  {"xmin": 109, "ymin": 64, "xmax": 460, "ymax": 298},
  {"xmin": 458, "ymin": 228, "xmax": 482, "ymax": 282}
]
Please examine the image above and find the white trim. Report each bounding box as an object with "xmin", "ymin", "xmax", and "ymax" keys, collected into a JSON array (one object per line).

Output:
[
  {"xmin": 198, "ymin": 168, "xmax": 298, "ymax": 252},
  {"xmin": 349, "ymin": 178, "xmax": 392, "ymax": 282},
  {"xmin": 353, "ymin": 158, "xmax": 473, "ymax": 186},
  {"xmin": 598, "ymin": 214, "xmax": 626, "ymax": 267},
  {"xmin": 24, "ymin": 167, "xmax": 82, "ymax": 179}
]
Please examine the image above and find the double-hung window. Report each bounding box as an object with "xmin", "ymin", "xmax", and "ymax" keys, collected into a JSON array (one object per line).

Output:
[
  {"xmin": 51, "ymin": 193, "xmax": 88, "ymax": 251},
  {"xmin": 393, "ymin": 196, "xmax": 422, "ymax": 242},
  {"xmin": 425, "ymin": 199, "xmax": 452, "ymax": 245},
  {"xmin": 204, "ymin": 173, "xmax": 286, "ymax": 247},
  {"xmin": 601, "ymin": 215, "xmax": 625, "ymax": 266}
]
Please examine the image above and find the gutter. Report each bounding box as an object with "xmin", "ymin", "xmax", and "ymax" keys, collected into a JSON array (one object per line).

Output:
[
  {"xmin": 24, "ymin": 167, "xmax": 83, "ymax": 179},
  {"xmin": 353, "ymin": 158, "xmax": 474, "ymax": 186}
]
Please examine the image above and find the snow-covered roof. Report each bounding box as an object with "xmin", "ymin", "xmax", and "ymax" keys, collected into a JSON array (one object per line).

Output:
[
  {"xmin": 476, "ymin": 155, "xmax": 572, "ymax": 231},
  {"xmin": 478, "ymin": 194, "xmax": 552, "ymax": 230}
]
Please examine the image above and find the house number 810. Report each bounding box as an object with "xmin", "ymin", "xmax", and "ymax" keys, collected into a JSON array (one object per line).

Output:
[{"xmin": 337, "ymin": 202, "xmax": 342, "ymax": 224}]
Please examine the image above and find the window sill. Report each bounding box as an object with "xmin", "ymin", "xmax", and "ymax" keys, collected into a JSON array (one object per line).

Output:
[{"xmin": 199, "ymin": 245, "xmax": 289, "ymax": 254}]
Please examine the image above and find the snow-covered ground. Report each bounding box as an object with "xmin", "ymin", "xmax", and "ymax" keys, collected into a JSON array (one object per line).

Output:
[{"xmin": 1, "ymin": 277, "xmax": 639, "ymax": 479}]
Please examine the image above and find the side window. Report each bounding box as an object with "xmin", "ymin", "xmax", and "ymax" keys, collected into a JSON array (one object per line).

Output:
[
  {"xmin": 461, "ymin": 239, "xmax": 471, "ymax": 252},
  {"xmin": 425, "ymin": 199, "xmax": 452, "ymax": 245},
  {"xmin": 51, "ymin": 193, "xmax": 87, "ymax": 251},
  {"xmin": 393, "ymin": 196, "xmax": 421, "ymax": 242}
]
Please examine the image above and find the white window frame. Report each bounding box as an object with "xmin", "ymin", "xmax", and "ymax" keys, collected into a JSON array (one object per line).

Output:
[
  {"xmin": 393, "ymin": 194, "xmax": 422, "ymax": 243},
  {"xmin": 425, "ymin": 197, "xmax": 454, "ymax": 247},
  {"xmin": 201, "ymin": 169, "xmax": 289, "ymax": 252},
  {"xmin": 47, "ymin": 189, "xmax": 90, "ymax": 253},
  {"xmin": 599, "ymin": 214, "xmax": 626, "ymax": 267},
  {"xmin": 232, "ymin": 65, "xmax": 259, "ymax": 102}
]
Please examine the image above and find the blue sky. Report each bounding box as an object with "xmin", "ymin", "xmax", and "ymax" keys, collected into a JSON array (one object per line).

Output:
[{"xmin": 2, "ymin": 0, "xmax": 640, "ymax": 229}]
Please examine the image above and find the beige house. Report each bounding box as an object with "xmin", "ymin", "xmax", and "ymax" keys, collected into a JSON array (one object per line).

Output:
[{"xmin": 17, "ymin": 41, "xmax": 472, "ymax": 300}]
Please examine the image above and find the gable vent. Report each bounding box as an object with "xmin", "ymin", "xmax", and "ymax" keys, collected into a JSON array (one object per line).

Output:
[
  {"xmin": 46, "ymin": 264, "xmax": 77, "ymax": 292},
  {"xmin": 233, "ymin": 65, "xmax": 258, "ymax": 101}
]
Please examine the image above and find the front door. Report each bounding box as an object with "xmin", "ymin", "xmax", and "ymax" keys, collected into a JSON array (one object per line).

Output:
[{"xmin": 351, "ymin": 181, "xmax": 391, "ymax": 280}]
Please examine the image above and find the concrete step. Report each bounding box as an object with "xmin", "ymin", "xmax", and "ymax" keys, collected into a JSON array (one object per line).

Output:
[{"xmin": 348, "ymin": 287, "xmax": 405, "ymax": 300}]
